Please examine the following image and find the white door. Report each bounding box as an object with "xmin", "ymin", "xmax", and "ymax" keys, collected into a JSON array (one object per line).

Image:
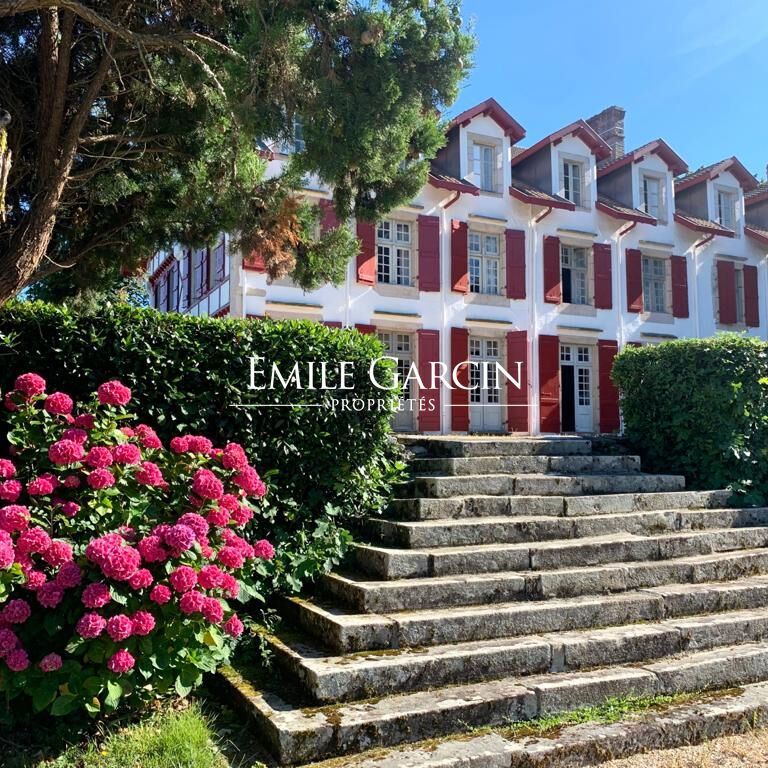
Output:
[
  {"xmin": 560, "ymin": 344, "xmax": 594, "ymax": 433},
  {"xmin": 469, "ymin": 337, "xmax": 504, "ymax": 433},
  {"xmin": 377, "ymin": 331, "xmax": 415, "ymax": 432}
]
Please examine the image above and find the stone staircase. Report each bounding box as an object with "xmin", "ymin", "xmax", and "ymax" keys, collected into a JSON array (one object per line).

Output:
[{"xmin": 224, "ymin": 436, "xmax": 768, "ymax": 765}]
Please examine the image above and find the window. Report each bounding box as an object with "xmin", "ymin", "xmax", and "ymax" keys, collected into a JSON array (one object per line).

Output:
[
  {"xmin": 562, "ymin": 160, "xmax": 584, "ymax": 206},
  {"xmin": 641, "ymin": 175, "xmax": 663, "ymax": 219},
  {"xmin": 469, "ymin": 338, "xmax": 500, "ymax": 404},
  {"xmin": 468, "ymin": 232, "xmax": 501, "ymax": 295},
  {"xmin": 168, "ymin": 262, "xmax": 179, "ymax": 312},
  {"xmin": 717, "ymin": 190, "xmax": 736, "ymax": 230},
  {"xmin": 377, "ymin": 332, "xmax": 413, "ymax": 396},
  {"xmin": 735, "ymin": 267, "xmax": 746, "ymax": 324},
  {"xmin": 377, "ymin": 220, "xmax": 412, "ymax": 286},
  {"xmin": 472, "ymin": 142, "xmax": 497, "ymax": 192},
  {"xmin": 212, "ymin": 240, "xmax": 226, "ymax": 286},
  {"xmin": 577, "ymin": 366, "xmax": 591, "ymax": 407},
  {"xmin": 192, "ymin": 247, "xmax": 208, "ymax": 300},
  {"xmin": 292, "ymin": 115, "xmax": 305, "ymax": 152},
  {"xmin": 642, "ymin": 255, "xmax": 667, "ymax": 313},
  {"xmin": 561, "ymin": 245, "xmax": 589, "ymax": 305}
]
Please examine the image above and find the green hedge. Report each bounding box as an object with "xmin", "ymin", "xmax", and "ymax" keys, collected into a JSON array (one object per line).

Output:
[
  {"xmin": 612, "ymin": 334, "xmax": 768, "ymax": 502},
  {"xmin": 0, "ymin": 302, "xmax": 404, "ymax": 590}
]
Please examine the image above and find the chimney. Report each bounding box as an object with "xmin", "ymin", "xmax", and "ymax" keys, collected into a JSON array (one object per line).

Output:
[{"xmin": 586, "ymin": 106, "xmax": 626, "ymax": 163}]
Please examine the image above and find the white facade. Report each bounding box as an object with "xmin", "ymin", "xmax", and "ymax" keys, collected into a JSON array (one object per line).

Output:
[{"xmin": 147, "ymin": 99, "xmax": 768, "ymax": 435}]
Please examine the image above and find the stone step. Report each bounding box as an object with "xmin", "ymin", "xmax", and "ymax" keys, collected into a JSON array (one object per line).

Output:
[
  {"xmin": 224, "ymin": 641, "xmax": 768, "ymax": 764},
  {"xmin": 399, "ymin": 473, "xmax": 686, "ymax": 499},
  {"xmin": 268, "ymin": 607, "xmax": 768, "ymax": 703},
  {"xmin": 399, "ymin": 435, "xmax": 592, "ymax": 458},
  {"xmin": 282, "ymin": 575, "xmax": 768, "ymax": 653},
  {"xmin": 324, "ymin": 547, "xmax": 768, "ymax": 612},
  {"xmin": 409, "ymin": 454, "xmax": 642, "ymax": 477},
  {"xmin": 368, "ymin": 507, "xmax": 768, "ymax": 549},
  {"xmin": 389, "ymin": 489, "xmax": 732, "ymax": 521}
]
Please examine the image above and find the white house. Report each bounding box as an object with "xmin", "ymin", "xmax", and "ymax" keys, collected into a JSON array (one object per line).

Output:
[{"xmin": 146, "ymin": 100, "xmax": 767, "ymax": 436}]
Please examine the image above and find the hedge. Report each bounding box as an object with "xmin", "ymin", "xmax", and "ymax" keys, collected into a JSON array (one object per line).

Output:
[
  {"xmin": 0, "ymin": 302, "xmax": 404, "ymax": 592},
  {"xmin": 611, "ymin": 334, "xmax": 768, "ymax": 502}
]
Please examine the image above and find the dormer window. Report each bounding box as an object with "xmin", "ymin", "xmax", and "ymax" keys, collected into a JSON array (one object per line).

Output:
[
  {"xmin": 640, "ymin": 174, "xmax": 663, "ymax": 220},
  {"xmin": 717, "ymin": 189, "xmax": 736, "ymax": 230},
  {"xmin": 472, "ymin": 142, "xmax": 496, "ymax": 192},
  {"xmin": 561, "ymin": 159, "xmax": 584, "ymax": 207}
]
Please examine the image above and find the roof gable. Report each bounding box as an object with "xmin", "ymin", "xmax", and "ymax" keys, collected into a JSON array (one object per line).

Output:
[
  {"xmin": 511, "ymin": 119, "xmax": 611, "ymax": 167},
  {"xmin": 448, "ymin": 98, "xmax": 526, "ymax": 142},
  {"xmin": 675, "ymin": 157, "xmax": 758, "ymax": 193},
  {"xmin": 597, "ymin": 139, "xmax": 688, "ymax": 177}
]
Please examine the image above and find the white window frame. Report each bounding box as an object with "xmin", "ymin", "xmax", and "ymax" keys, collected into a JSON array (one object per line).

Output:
[
  {"xmin": 560, "ymin": 244, "xmax": 590, "ymax": 306},
  {"xmin": 735, "ymin": 266, "xmax": 746, "ymax": 324},
  {"xmin": 376, "ymin": 220, "xmax": 412, "ymax": 286},
  {"xmin": 716, "ymin": 188, "xmax": 737, "ymax": 231},
  {"xmin": 560, "ymin": 157, "xmax": 586, "ymax": 207},
  {"xmin": 640, "ymin": 173, "xmax": 665, "ymax": 221},
  {"xmin": 377, "ymin": 331, "xmax": 414, "ymax": 397},
  {"xmin": 642, "ymin": 255, "xmax": 668, "ymax": 314},
  {"xmin": 472, "ymin": 141, "xmax": 497, "ymax": 193},
  {"xmin": 468, "ymin": 231, "xmax": 501, "ymax": 295}
]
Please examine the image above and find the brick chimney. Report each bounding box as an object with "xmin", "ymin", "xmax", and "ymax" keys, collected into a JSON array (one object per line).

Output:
[{"xmin": 586, "ymin": 106, "xmax": 626, "ymax": 164}]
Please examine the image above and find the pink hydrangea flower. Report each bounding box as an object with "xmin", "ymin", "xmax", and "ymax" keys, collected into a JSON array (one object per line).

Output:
[
  {"xmin": 223, "ymin": 614, "xmax": 244, "ymax": 638},
  {"xmin": 85, "ymin": 446, "xmax": 113, "ymax": 469},
  {"xmin": 107, "ymin": 648, "xmax": 135, "ymax": 674},
  {"xmin": 169, "ymin": 436, "xmax": 190, "ymax": 453},
  {"xmin": 192, "ymin": 469, "xmax": 224, "ymax": 501},
  {"xmin": 0, "ymin": 459, "xmax": 16, "ymax": 479},
  {"xmin": 253, "ymin": 539, "xmax": 276, "ymax": 560},
  {"xmin": 128, "ymin": 568, "xmax": 153, "ymax": 590},
  {"xmin": 0, "ymin": 627, "xmax": 18, "ymax": 656},
  {"xmin": 149, "ymin": 584, "xmax": 172, "ymax": 604},
  {"xmin": 218, "ymin": 546, "xmax": 245, "ymax": 569},
  {"xmin": 187, "ymin": 436, "xmax": 213, "ymax": 454},
  {"xmin": 3, "ymin": 392, "xmax": 18, "ymax": 411},
  {"xmin": 201, "ymin": 597, "xmax": 224, "ymax": 624},
  {"xmin": 73, "ymin": 413, "xmax": 96, "ymax": 429},
  {"xmin": 39, "ymin": 653, "xmax": 63, "ymax": 672},
  {"xmin": 206, "ymin": 508, "xmax": 229, "ymax": 527},
  {"xmin": 0, "ymin": 480, "xmax": 22, "ymax": 502},
  {"xmin": 44, "ymin": 392, "xmax": 74, "ymax": 415},
  {"xmin": 37, "ymin": 582, "xmax": 64, "ymax": 608},
  {"xmin": 17, "ymin": 527, "xmax": 52, "ymax": 555},
  {"xmin": 131, "ymin": 610, "xmax": 155, "ymax": 636},
  {"xmin": 61, "ymin": 501, "xmax": 81, "ymax": 518},
  {"xmin": 0, "ymin": 504, "xmax": 29, "ymax": 533},
  {"xmin": 55, "ymin": 561, "xmax": 82, "ymax": 589},
  {"xmin": 177, "ymin": 513, "xmax": 209, "ymax": 541},
  {"xmin": 106, "ymin": 614, "xmax": 133, "ymax": 642},
  {"xmin": 43, "ymin": 539, "xmax": 73, "ymax": 567},
  {"xmin": 1, "ymin": 599, "xmax": 31, "ymax": 624},
  {"xmin": 164, "ymin": 524, "xmax": 196, "ymax": 552},
  {"xmin": 24, "ymin": 570, "xmax": 47, "ymax": 590},
  {"xmin": 135, "ymin": 425, "xmax": 162, "ymax": 449},
  {"xmin": 0, "ymin": 540, "xmax": 13, "ymax": 569},
  {"xmin": 135, "ymin": 461, "xmax": 165, "ymax": 487},
  {"xmin": 97, "ymin": 380, "xmax": 132, "ymax": 407},
  {"xmin": 27, "ymin": 476, "xmax": 55, "ymax": 496},
  {"xmin": 219, "ymin": 494, "xmax": 240, "ymax": 511},
  {"xmin": 61, "ymin": 475, "xmax": 81, "ymax": 489},
  {"xmin": 197, "ymin": 565, "xmax": 225, "ymax": 590},
  {"xmin": 48, "ymin": 439, "xmax": 85, "ymax": 466},
  {"xmin": 6, "ymin": 648, "xmax": 29, "ymax": 672},
  {"xmin": 179, "ymin": 590, "xmax": 205, "ymax": 614},
  {"xmin": 82, "ymin": 582, "xmax": 112, "ymax": 609},
  {"xmin": 221, "ymin": 443, "xmax": 248, "ymax": 470},
  {"xmin": 62, "ymin": 427, "xmax": 88, "ymax": 444},
  {"xmin": 100, "ymin": 545, "xmax": 141, "ymax": 582},
  {"xmin": 14, "ymin": 373, "xmax": 46, "ymax": 398},
  {"xmin": 233, "ymin": 466, "xmax": 266, "ymax": 497},
  {"xmin": 137, "ymin": 535, "xmax": 167, "ymax": 563},
  {"xmin": 87, "ymin": 468, "xmax": 116, "ymax": 490},
  {"xmin": 76, "ymin": 612, "xmax": 106, "ymax": 639},
  {"xmin": 169, "ymin": 565, "xmax": 197, "ymax": 593},
  {"xmin": 112, "ymin": 443, "xmax": 141, "ymax": 465},
  {"xmin": 231, "ymin": 505, "xmax": 254, "ymax": 526}
]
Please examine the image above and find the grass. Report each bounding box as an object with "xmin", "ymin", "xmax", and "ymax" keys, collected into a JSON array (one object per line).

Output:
[{"xmin": 4, "ymin": 701, "xmax": 265, "ymax": 768}]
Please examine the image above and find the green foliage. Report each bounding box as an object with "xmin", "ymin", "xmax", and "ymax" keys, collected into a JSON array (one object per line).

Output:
[
  {"xmin": 612, "ymin": 334, "xmax": 768, "ymax": 502},
  {"xmin": 0, "ymin": 302, "xmax": 406, "ymax": 594}
]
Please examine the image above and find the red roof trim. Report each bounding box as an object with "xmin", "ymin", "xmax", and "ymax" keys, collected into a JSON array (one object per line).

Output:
[
  {"xmin": 428, "ymin": 173, "xmax": 480, "ymax": 196},
  {"xmin": 676, "ymin": 157, "xmax": 759, "ymax": 193},
  {"xmin": 746, "ymin": 188, "xmax": 768, "ymax": 207},
  {"xmin": 508, "ymin": 185, "xmax": 575, "ymax": 211},
  {"xmin": 746, "ymin": 226, "xmax": 768, "ymax": 246},
  {"xmin": 448, "ymin": 98, "xmax": 526, "ymax": 142},
  {"xmin": 148, "ymin": 254, "xmax": 175, "ymax": 284},
  {"xmin": 674, "ymin": 211, "xmax": 735, "ymax": 237},
  {"xmin": 597, "ymin": 139, "xmax": 688, "ymax": 177},
  {"xmin": 511, "ymin": 119, "xmax": 612, "ymax": 167},
  {"xmin": 596, "ymin": 199, "xmax": 657, "ymax": 225}
]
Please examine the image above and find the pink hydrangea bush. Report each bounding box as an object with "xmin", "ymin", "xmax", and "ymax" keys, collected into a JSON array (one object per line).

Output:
[{"xmin": 0, "ymin": 374, "xmax": 272, "ymax": 716}]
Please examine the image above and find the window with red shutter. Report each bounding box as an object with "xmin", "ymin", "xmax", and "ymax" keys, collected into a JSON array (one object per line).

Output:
[
  {"xmin": 354, "ymin": 324, "xmax": 376, "ymax": 335},
  {"xmin": 670, "ymin": 255, "xmax": 689, "ymax": 318},
  {"xmin": 626, "ymin": 249, "xmax": 643, "ymax": 312},
  {"xmin": 593, "ymin": 243, "xmax": 612, "ymax": 309},
  {"xmin": 744, "ymin": 265, "xmax": 760, "ymax": 327},
  {"xmin": 213, "ymin": 240, "xmax": 226, "ymax": 285},
  {"xmin": 717, "ymin": 260, "xmax": 737, "ymax": 325},
  {"xmin": 451, "ymin": 220, "xmax": 468, "ymax": 293},
  {"xmin": 598, "ymin": 340, "xmax": 620, "ymax": 433},
  {"xmin": 417, "ymin": 330, "xmax": 441, "ymax": 432},
  {"xmin": 506, "ymin": 331, "xmax": 528, "ymax": 432},
  {"xmin": 356, "ymin": 221, "xmax": 376, "ymax": 284},
  {"xmin": 538, "ymin": 335, "xmax": 560, "ymax": 432},
  {"xmin": 319, "ymin": 199, "xmax": 340, "ymax": 232},
  {"xmin": 543, "ymin": 236, "xmax": 561, "ymax": 303},
  {"xmin": 450, "ymin": 328, "xmax": 469, "ymax": 432},
  {"xmin": 168, "ymin": 262, "xmax": 180, "ymax": 312},
  {"xmin": 418, "ymin": 215, "xmax": 441, "ymax": 292},
  {"xmin": 505, "ymin": 230, "xmax": 526, "ymax": 300}
]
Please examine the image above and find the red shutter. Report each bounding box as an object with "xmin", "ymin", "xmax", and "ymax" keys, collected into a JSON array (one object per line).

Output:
[
  {"xmin": 593, "ymin": 243, "xmax": 612, "ymax": 309},
  {"xmin": 543, "ymin": 236, "xmax": 562, "ymax": 303},
  {"xmin": 319, "ymin": 199, "xmax": 340, "ymax": 232},
  {"xmin": 506, "ymin": 331, "xmax": 529, "ymax": 433},
  {"xmin": 744, "ymin": 265, "xmax": 760, "ymax": 327},
  {"xmin": 418, "ymin": 215, "xmax": 441, "ymax": 292},
  {"xmin": 717, "ymin": 260, "xmax": 737, "ymax": 325},
  {"xmin": 505, "ymin": 229, "xmax": 526, "ymax": 299},
  {"xmin": 181, "ymin": 250, "xmax": 191, "ymax": 309},
  {"xmin": 538, "ymin": 334, "xmax": 560, "ymax": 433},
  {"xmin": 598, "ymin": 340, "xmax": 620, "ymax": 434},
  {"xmin": 671, "ymin": 255, "xmax": 689, "ymax": 318},
  {"xmin": 356, "ymin": 221, "xmax": 376, "ymax": 285},
  {"xmin": 451, "ymin": 220, "xmax": 469, "ymax": 293},
  {"xmin": 323, "ymin": 321, "xmax": 343, "ymax": 328},
  {"xmin": 245, "ymin": 249, "xmax": 266, "ymax": 273},
  {"xmin": 355, "ymin": 324, "xmax": 376, "ymax": 335},
  {"xmin": 626, "ymin": 248, "xmax": 643, "ymax": 312},
  {"xmin": 450, "ymin": 327, "xmax": 469, "ymax": 432},
  {"xmin": 202, "ymin": 247, "xmax": 211, "ymax": 295},
  {"xmin": 417, "ymin": 330, "xmax": 441, "ymax": 432}
]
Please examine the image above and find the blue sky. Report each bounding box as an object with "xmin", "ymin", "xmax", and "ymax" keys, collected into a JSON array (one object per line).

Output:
[{"xmin": 451, "ymin": 0, "xmax": 767, "ymax": 179}]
